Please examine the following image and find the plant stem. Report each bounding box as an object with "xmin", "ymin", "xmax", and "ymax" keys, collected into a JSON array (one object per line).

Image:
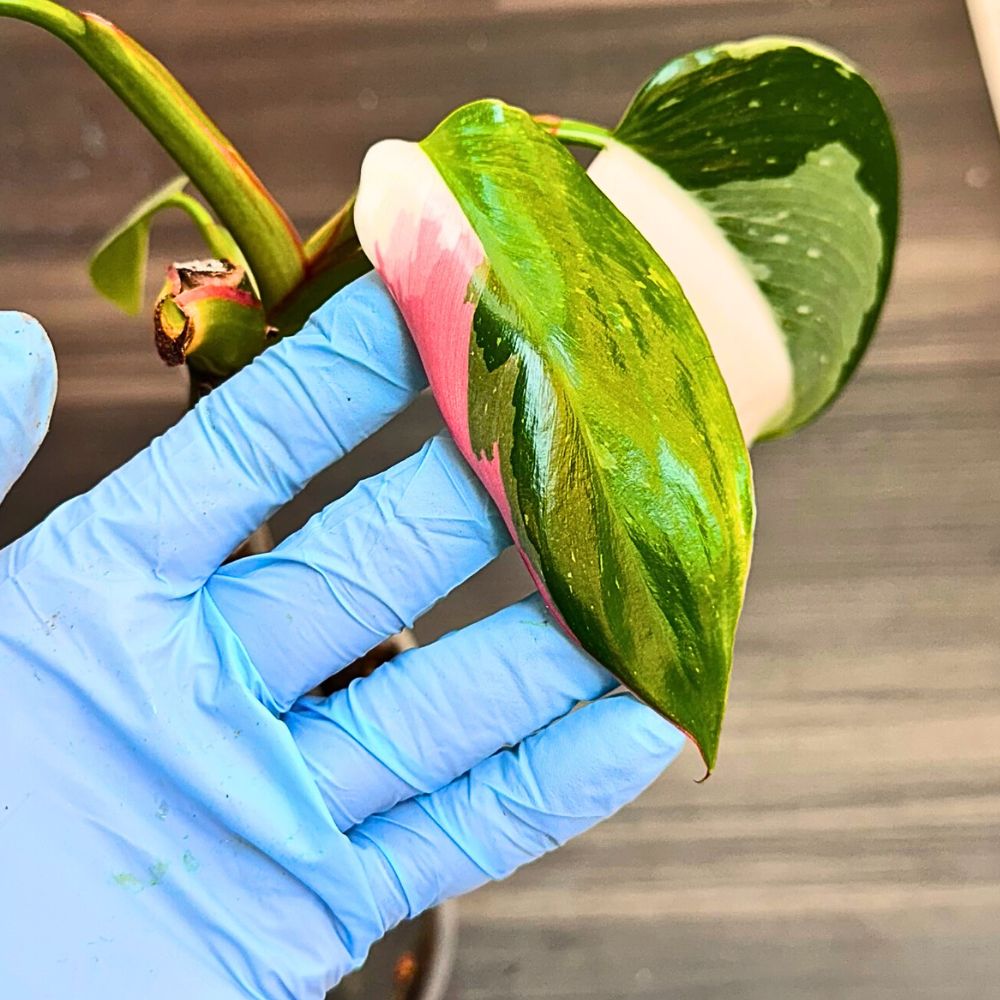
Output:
[
  {"xmin": 164, "ymin": 193, "xmax": 228, "ymax": 255},
  {"xmin": 260, "ymin": 192, "xmax": 373, "ymax": 337},
  {"xmin": 0, "ymin": 0, "xmax": 305, "ymax": 308},
  {"xmin": 535, "ymin": 115, "xmax": 613, "ymax": 150},
  {"xmin": 304, "ymin": 193, "xmax": 358, "ymax": 263},
  {"xmin": 269, "ymin": 241, "xmax": 372, "ymax": 337}
]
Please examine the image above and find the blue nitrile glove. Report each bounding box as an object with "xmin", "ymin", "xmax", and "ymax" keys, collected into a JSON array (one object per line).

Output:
[{"xmin": 0, "ymin": 274, "xmax": 684, "ymax": 999}]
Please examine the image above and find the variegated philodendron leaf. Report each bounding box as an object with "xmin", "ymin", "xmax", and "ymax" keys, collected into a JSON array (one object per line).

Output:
[
  {"xmin": 586, "ymin": 36, "xmax": 898, "ymax": 440},
  {"xmin": 355, "ymin": 100, "xmax": 755, "ymax": 771}
]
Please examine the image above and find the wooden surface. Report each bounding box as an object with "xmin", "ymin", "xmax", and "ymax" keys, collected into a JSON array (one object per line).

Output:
[{"xmin": 2, "ymin": 1, "xmax": 999, "ymax": 997}]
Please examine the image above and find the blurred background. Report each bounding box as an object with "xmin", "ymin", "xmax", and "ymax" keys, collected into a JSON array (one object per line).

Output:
[{"xmin": 2, "ymin": 0, "xmax": 999, "ymax": 997}]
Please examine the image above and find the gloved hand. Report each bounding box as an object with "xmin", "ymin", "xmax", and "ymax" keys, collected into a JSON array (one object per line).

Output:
[{"xmin": 0, "ymin": 274, "xmax": 684, "ymax": 999}]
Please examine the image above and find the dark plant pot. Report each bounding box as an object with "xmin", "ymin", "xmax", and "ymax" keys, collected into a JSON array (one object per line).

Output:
[
  {"xmin": 326, "ymin": 901, "xmax": 458, "ymax": 1000},
  {"xmin": 315, "ymin": 631, "xmax": 458, "ymax": 1000},
  {"xmin": 228, "ymin": 409, "xmax": 455, "ymax": 1000}
]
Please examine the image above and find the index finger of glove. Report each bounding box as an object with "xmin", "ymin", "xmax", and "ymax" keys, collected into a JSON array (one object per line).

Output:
[{"xmin": 35, "ymin": 273, "xmax": 426, "ymax": 589}]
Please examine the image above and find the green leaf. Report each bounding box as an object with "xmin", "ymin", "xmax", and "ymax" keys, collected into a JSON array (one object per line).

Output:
[
  {"xmin": 89, "ymin": 175, "xmax": 253, "ymax": 314},
  {"xmin": 1, "ymin": 0, "xmax": 304, "ymax": 308},
  {"xmin": 88, "ymin": 175, "xmax": 189, "ymax": 315},
  {"xmin": 579, "ymin": 37, "xmax": 899, "ymax": 438},
  {"xmin": 354, "ymin": 101, "xmax": 755, "ymax": 770}
]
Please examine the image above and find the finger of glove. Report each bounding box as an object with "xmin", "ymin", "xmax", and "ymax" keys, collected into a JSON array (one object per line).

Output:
[
  {"xmin": 348, "ymin": 694, "xmax": 685, "ymax": 932},
  {"xmin": 0, "ymin": 313, "xmax": 57, "ymax": 503},
  {"xmin": 207, "ymin": 434, "xmax": 510, "ymax": 711},
  {"xmin": 286, "ymin": 595, "xmax": 615, "ymax": 829},
  {"xmin": 42, "ymin": 273, "xmax": 425, "ymax": 589}
]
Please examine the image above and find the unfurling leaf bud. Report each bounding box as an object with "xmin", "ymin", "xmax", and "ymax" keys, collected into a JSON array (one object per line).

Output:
[{"xmin": 154, "ymin": 259, "xmax": 276, "ymax": 378}]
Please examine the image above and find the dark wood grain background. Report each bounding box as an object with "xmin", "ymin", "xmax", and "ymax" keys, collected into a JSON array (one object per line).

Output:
[{"xmin": 2, "ymin": 1, "xmax": 999, "ymax": 997}]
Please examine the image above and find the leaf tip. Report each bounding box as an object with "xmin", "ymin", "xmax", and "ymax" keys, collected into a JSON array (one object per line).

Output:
[
  {"xmin": 693, "ymin": 733, "xmax": 719, "ymax": 780},
  {"xmin": 679, "ymin": 709, "xmax": 722, "ymax": 780}
]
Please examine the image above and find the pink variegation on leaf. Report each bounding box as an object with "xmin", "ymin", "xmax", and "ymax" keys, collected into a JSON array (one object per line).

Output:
[{"xmin": 355, "ymin": 138, "xmax": 573, "ymax": 634}]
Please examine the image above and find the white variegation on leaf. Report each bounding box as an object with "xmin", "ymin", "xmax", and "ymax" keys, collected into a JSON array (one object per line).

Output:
[
  {"xmin": 582, "ymin": 36, "xmax": 898, "ymax": 440},
  {"xmin": 589, "ymin": 141, "xmax": 795, "ymax": 442}
]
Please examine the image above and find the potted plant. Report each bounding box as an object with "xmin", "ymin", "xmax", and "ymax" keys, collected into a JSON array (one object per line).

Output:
[{"xmin": 0, "ymin": 3, "xmax": 898, "ymax": 996}]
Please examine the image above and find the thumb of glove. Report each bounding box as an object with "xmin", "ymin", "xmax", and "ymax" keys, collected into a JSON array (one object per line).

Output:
[{"xmin": 0, "ymin": 312, "xmax": 57, "ymax": 504}]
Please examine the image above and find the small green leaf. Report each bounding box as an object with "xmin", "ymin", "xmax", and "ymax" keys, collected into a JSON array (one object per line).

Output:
[
  {"xmin": 89, "ymin": 176, "xmax": 253, "ymax": 314},
  {"xmin": 89, "ymin": 176, "xmax": 187, "ymax": 314},
  {"xmin": 355, "ymin": 102, "xmax": 755, "ymax": 770},
  {"xmin": 584, "ymin": 37, "xmax": 899, "ymax": 438}
]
